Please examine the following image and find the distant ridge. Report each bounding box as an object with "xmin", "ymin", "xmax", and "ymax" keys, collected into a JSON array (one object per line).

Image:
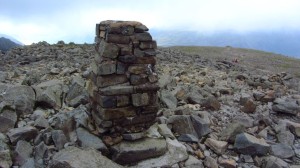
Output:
[
  {"xmin": 0, "ymin": 34, "xmax": 23, "ymax": 45},
  {"xmin": 150, "ymin": 30, "xmax": 300, "ymax": 58},
  {"xmin": 0, "ymin": 37, "xmax": 21, "ymax": 53}
]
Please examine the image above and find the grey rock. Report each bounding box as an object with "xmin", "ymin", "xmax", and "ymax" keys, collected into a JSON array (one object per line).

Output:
[
  {"xmin": 234, "ymin": 133, "xmax": 270, "ymax": 156},
  {"xmin": 76, "ymin": 127, "xmax": 107, "ymax": 153},
  {"xmin": 277, "ymin": 130, "xmax": 294, "ymax": 146},
  {"xmin": 187, "ymin": 93, "xmax": 203, "ymax": 104},
  {"xmin": 220, "ymin": 122, "xmax": 245, "ymax": 143},
  {"xmin": 160, "ymin": 90, "xmax": 177, "ymax": 109},
  {"xmin": 111, "ymin": 138, "xmax": 167, "ymax": 165},
  {"xmin": 0, "ymin": 138, "xmax": 9, "ymax": 151},
  {"xmin": 233, "ymin": 115, "xmax": 254, "ymax": 128},
  {"xmin": 158, "ymin": 74, "xmax": 172, "ymax": 89},
  {"xmin": 0, "ymin": 102, "xmax": 17, "ymax": 133},
  {"xmin": 167, "ymin": 115, "xmax": 198, "ymax": 138},
  {"xmin": 1, "ymin": 85, "xmax": 35, "ymax": 115},
  {"xmin": 262, "ymin": 156, "xmax": 289, "ymax": 168},
  {"xmin": 34, "ymin": 116, "xmax": 49, "ymax": 129},
  {"xmin": 91, "ymin": 60, "xmax": 116, "ymax": 75},
  {"xmin": 272, "ymin": 98, "xmax": 300, "ymax": 115},
  {"xmin": 34, "ymin": 80, "xmax": 64, "ymax": 110},
  {"xmin": 0, "ymin": 150, "xmax": 12, "ymax": 168},
  {"xmin": 34, "ymin": 141, "xmax": 47, "ymax": 161},
  {"xmin": 50, "ymin": 146, "xmax": 122, "ymax": 168},
  {"xmin": 14, "ymin": 140, "xmax": 33, "ymax": 166},
  {"xmin": 50, "ymin": 68, "xmax": 60, "ymax": 75},
  {"xmin": 20, "ymin": 158, "xmax": 35, "ymax": 168},
  {"xmin": 190, "ymin": 114, "xmax": 211, "ymax": 138},
  {"xmin": 201, "ymin": 96, "xmax": 220, "ymax": 111},
  {"xmin": 51, "ymin": 130, "xmax": 68, "ymax": 150},
  {"xmin": 240, "ymin": 93, "xmax": 252, "ymax": 105},
  {"xmin": 50, "ymin": 105, "xmax": 89, "ymax": 138},
  {"xmin": 204, "ymin": 156, "xmax": 218, "ymax": 168},
  {"xmin": 7, "ymin": 126, "xmax": 38, "ymax": 145},
  {"xmin": 122, "ymin": 132, "xmax": 145, "ymax": 141},
  {"xmin": 185, "ymin": 155, "xmax": 204, "ymax": 168},
  {"xmin": 65, "ymin": 76, "xmax": 89, "ymax": 107},
  {"xmin": 204, "ymin": 138, "xmax": 228, "ymax": 155},
  {"xmin": 0, "ymin": 71, "xmax": 8, "ymax": 82},
  {"xmin": 241, "ymin": 154, "xmax": 254, "ymax": 163},
  {"xmin": 253, "ymin": 91, "xmax": 265, "ymax": 101},
  {"xmin": 157, "ymin": 124, "xmax": 175, "ymax": 139},
  {"xmin": 270, "ymin": 143, "xmax": 294, "ymax": 159},
  {"xmin": 178, "ymin": 134, "xmax": 198, "ymax": 143},
  {"xmin": 135, "ymin": 138, "xmax": 188, "ymax": 167}
]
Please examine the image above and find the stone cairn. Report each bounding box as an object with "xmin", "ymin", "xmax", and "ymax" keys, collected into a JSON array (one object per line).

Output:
[{"xmin": 89, "ymin": 20, "xmax": 159, "ymax": 141}]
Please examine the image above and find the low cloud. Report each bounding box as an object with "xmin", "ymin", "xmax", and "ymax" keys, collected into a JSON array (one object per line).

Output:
[{"xmin": 1, "ymin": 0, "xmax": 300, "ymax": 44}]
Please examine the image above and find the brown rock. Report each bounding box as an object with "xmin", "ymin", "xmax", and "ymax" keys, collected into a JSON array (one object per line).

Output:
[
  {"xmin": 117, "ymin": 95, "xmax": 130, "ymax": 107},
  {"xmin": 139, "ymin": 41, "xmax": 157, "ymax": 49},
  {"xmin": 128, "ymin": 65, "xmax": 149, "ymax": 74},
  {"xmin": 97, "ymin": 106, "xmax": 136, "ymax": 120},
  {"xmin": 195, "ymin": 150, "xmax": 205, "ymax": 159},
  {"xmin": 132, "ymin": 93, "xmax": 150, "ymax": 107},
  {"xmin": 241, "ymin": 99, "xmax": 256, "ymax": 113},
  {"xmin": 219, "ymin": 158, "xmax": 237, "ymax": 168},
  {"xmin": 136, "ymin": 56, "xmax": 156, "ymax": 64},
  {"xmin": 99, "ymin": 85, "xmax": 134, "ymax": 96},
  {"xmin": 130, "ymin": 74, "xmax": 148, "ymax": 85},
  {"xmin": 106, "ymin": 34, "xmax": 130, "ymax": 44},
  {"xmin": 204, "ymin": 138, "xmax": 228, "ymax": 155},
  {"xmin": 96, "ymin": 74, "xmax": 128, "ymax": 88},
  {"xmin": 131, "ymin": 32, "xmax": 152, "ymax": 42}
]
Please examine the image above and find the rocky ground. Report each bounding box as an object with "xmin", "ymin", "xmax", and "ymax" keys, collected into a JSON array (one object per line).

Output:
[{"xmin": 0, "ymin": 42, "xmax": 300, "ymax": 168}]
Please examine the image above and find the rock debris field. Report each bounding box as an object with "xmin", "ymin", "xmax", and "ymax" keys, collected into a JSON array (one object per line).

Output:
[{"xmin": 0, "ymin": 39, "xmax": 300, "ymax": 168}]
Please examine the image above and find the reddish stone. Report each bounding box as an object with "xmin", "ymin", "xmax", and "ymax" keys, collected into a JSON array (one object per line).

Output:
[
  {"xmin": 97, "ymin": 106, "xmax": 136, "ymax": 120},
  {"xmin": 96, "ymin": 74, "xmax": 128, "ymax": 88},
  {"xmin": 106, "ymin": 34, "xmax": 130, "ymax": 44}
]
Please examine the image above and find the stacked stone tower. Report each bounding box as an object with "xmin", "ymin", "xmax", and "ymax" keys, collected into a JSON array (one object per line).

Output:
[{"xmin": 89, "ymin": 20, "xmax": 159, "ymax": 138}]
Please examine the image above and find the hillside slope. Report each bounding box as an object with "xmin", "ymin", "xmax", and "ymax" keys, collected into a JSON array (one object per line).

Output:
[
  {"xmin": 0, "ymin": 37, "xmax": 21, "ymax": 53},
  {"xmin": 151, "ymin": 30, "xmax": 300, "ymax": 58},
  {"xmin": 171, "ymin": 46, "xmax": 300, "ymax": 79}
]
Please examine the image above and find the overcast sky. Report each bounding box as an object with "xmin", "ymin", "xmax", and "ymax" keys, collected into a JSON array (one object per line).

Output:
[{"xmin": 1, "ymin": 0, "xmax": 300, "ymax": 44}]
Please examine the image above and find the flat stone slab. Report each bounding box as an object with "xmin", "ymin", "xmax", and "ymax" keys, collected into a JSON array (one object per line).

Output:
[
  {"xmin": 50, "ymin": 146, "xmax": 122, "ymax": 168},
  {"xmin": 111, "ymin": 138, "xmax": 167, "ymax": 165}
]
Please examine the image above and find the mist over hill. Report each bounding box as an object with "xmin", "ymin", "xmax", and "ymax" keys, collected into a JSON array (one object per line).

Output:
[
  {"xmin": 0, "ymin": 36, "xmax": 21, "ymax": 53},
  {"xmin": 150, "ymin": 29, "xmax": 300, "ymax": 58}
]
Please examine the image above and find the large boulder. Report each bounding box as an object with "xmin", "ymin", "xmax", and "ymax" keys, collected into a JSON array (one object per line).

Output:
[
  {"xmin": 111, "ymin": 138, "xmax": 167, "ymax": 165},
  {"xmin": 0, "ymin": 102, "xmax": 17, "ymax": 133},
  {"xmin": 135, "ymin": 138, "xmax": 188, "ymax": 167},
  {"xmin": 6, "ymin": 126, "xmax": 38, "ymax": 145},
  {"xmin": 219, "ymin": 122, "xmax": 245, "ymax": 143},
  {"xmin": 76, "ymin": 127, "xmax": 108, "ymax": 153},
  {"xmin": 167, "ymin": 115, "xmax": 198, "ymax": 138},
  {"xmin": 13, "ymin": 140, "xmax": 33, "ymax": 166},
  {"xmin": 272, "ymin": 98, "xmax": 300, "ymax": 115},
  {"xmin": 65, "ymin": 76, "xmax": 89, "ymax": 107},
  {"xmin": 270, "ymin": 143, "xmax": 295, "ymax": 159},
  {"xmin": 160, "ymin": 90, "xmax": 177, "ymax": 109},
  {"xmin": 0, "ymin": 136, "xmax": 12, "ymax": 168},
  {"xmin": 50, "ymin": 146, "xmax": 122, "ymax": 168},
  {"xmin": 0, "ymin": 84, "xmax": 35, "ymax": 115},
  {"xmin": 34, "ymin": 80, "xmax": 64, "ymax": 110}
]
